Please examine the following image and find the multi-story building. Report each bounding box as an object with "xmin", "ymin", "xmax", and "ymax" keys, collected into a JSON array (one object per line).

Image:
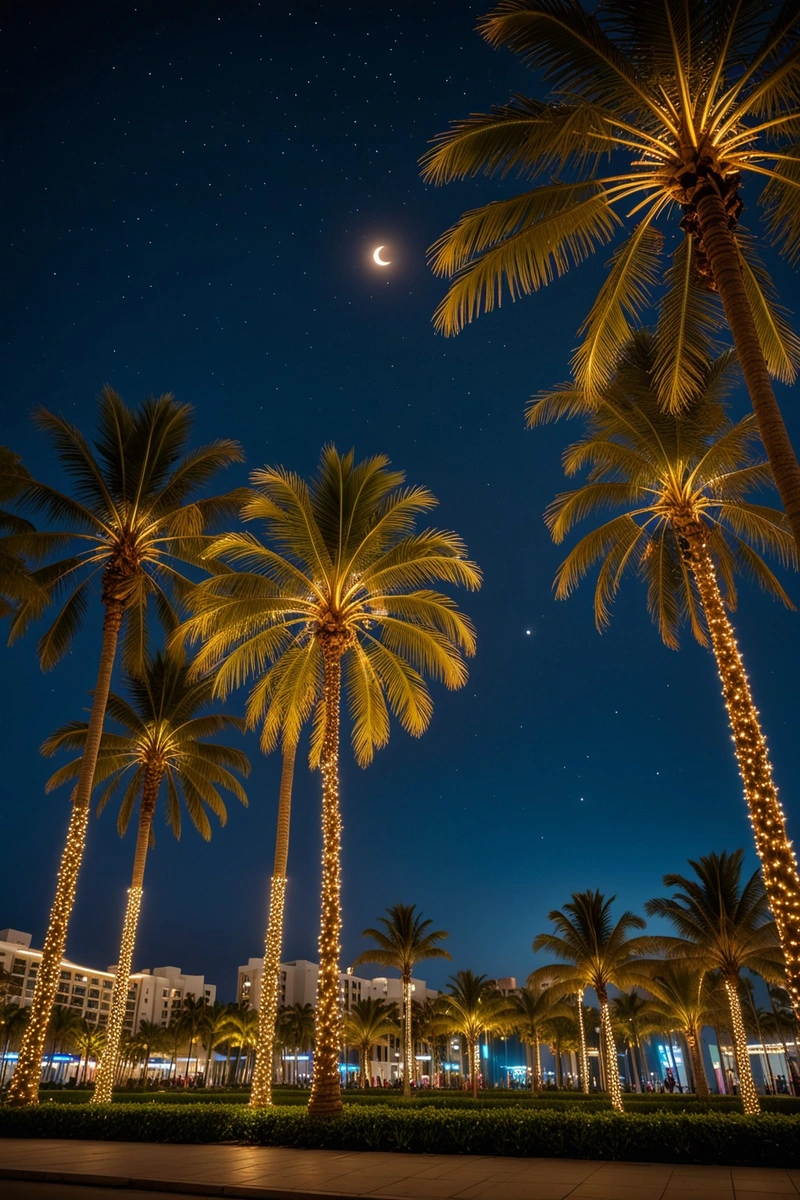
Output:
[{"xmin": 0, "ymin": 928, "xmax": 215, "ymax": 1035}]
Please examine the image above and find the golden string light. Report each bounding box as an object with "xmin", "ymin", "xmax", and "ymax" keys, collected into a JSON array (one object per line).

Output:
[
  {"xmin": 689, "ymin": 538, "xmax": 800, "ymax": 1023},
  {"xmin": 723, "ymin": 977, "xmax": 760, "ymax": 1115},
  {"xmin": 308, "ymin": 648, "xmax": 344, "ymax": 1117},
  {"xmin": 91, "ymin": 885, "xmax": 143, "ymax": 1104},
  {"xmin": 404, "ymin": 977, "xmax": 414, "ymax": 1091},
  {"xmin": 576, "ymin": 988, "xmax": 590, "ymax": 1095},
  {"xmin": 6, "ymin": 803, "xmax": 91, "ymax": 1106},
  {"xmin": 600, "ymin": 998, "xmax": 624, "ymax": 1113},
  {"xmin": 250, "ymin": 873, "xmax": 287, "ymax": 1108}
]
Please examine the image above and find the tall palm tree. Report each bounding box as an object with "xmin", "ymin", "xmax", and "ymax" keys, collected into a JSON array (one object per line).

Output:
[
  {"xmin": 353, "ymin": 904, "xmax": 452, "ymax": 1098},
  {"xmin": 422, "ymin": 0, "xmax": 800, "ymax": 548},
  {"xmin": 646, "ymin": 849, "xmax": 784, "ymax": 1114},
  {"xmin": 510, "ymin": 983, "xmax": 554, "ymax": 1093},
  {"xmin": 343, "ymin": 998, "xmax": 399, "ymax": 1088},
  {"xmin": 439, "ymin": 971, "xmax": 511, "ymax": 1099},
  {"xmin": 644, "ymin": 962, "xmax": 727, "ymax": 1100},
  {"xmin": 2, "ymin": 390, "xmax": 243, "ymax": 1106},
  {"xmin": 41, "ymin": 652, "xmax": 249, "ymax": 1103},
  {"xmin": 532, "ymin": 335, "xmax": 800, "ymax": 1021},
  {"xmin": 181, "ymin": 447, "xmax": 480, "ymax": 1116},
  {"xmin": 531, "ymin": 890, "xmax": 654, "ymax": 1111}
]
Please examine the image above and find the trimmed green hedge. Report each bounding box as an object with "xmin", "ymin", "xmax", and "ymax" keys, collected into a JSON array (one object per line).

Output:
[
  {"xmin": 2, "ymin": 1102, "xmax": 798, "ymax": 1166},
  {"xmin": 35, "ymin": 1088, "xmax": 800, "ymax": 1114}
]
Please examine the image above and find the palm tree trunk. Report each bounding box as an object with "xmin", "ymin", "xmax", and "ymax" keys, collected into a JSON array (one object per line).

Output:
[
  {"xmin": 597, "ymin": 988, "xmax": 624, "ymax": 1113},
  {"xmin": 92, "ymin": 768, "xmax": 160, "ymax": 1104},
  {"xmin": 686, "ymin": 1028, "xmax": 710, "ymax": 1100},
  {"xmin": 470, "ymin": 1038, "xmax": 479, "ymax": 1099},
  {"xmin": 402, "ymin": 973, "xmax": 412, "ymax": 1098},
  {"xmin": 724, "ymin": 976, "xmax": 760, "ymax": 1114},
  {"xmin": 679, "ymin": 527, "xmax": 800, "ymax": 1024},
  {"xmin": 308, "ymin": 644, "xmax": 344, "ymax": 1118},
  {"xmin": 695, "ymin": 185, "xmax": 800, "ymax": 549},
  {"xmin": 251, "ymin": 741, "xmax": 297, "ymax": 1107},
  {"xmin": 576, "ymin": 989, "xmax": 590, "ymax": 1094},
  {"xmin": 7, "ymin": 600, "xmax": 124, "ymax": 1106}
]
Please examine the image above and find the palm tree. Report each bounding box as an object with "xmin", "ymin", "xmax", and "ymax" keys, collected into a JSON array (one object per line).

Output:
[
  {"xmin": 610, "ymin": 991, "xmax": 664, "ymax": 1093},
  {"xmin": 177, "ymin": 994, "xmax": 208, "ymax": 1082},
  {"xmin": 227, "ymin": 1004, "xmax": 259, "ymax": 1085},
  {"xmin": 541, "ymin": 1009, "xmax": 579, "ymax": 1089},
  {"xmin": 181, "ymin": 447, "xmax": 480, "ymax": 1116},
  {"xmin": 0, "ymin": 447, "xmax": 47, "ymax": 622},
  {"xmin": 44, "ymin": 1004, "xmax": 83, "ymax": 1086},
  {"xmin": 41, "ymin": 652, "xmax": 249, "ymax": 1103},
  {"xmin": 73, "ymin": 1020, "xmax": 106, "ymax": 1087},
  {"xmin": 0, "ymin": 1004, "xmax": 28, "ymax": 1088},
  {"xmin": 353, "ymin": 904, "xmax": 452, "ymax": 1098},
  {"xmin": 641, "ymin": 962, "xmax": 725, "ymax": 1100},
  {"xmin": 343, "ymin": 998, "xmax": 399, "ymax": 1088},
  {"xmin": 2, "ymin": 390, "xmax": 243, "ymax": 1106},
  {"xmin": 646, "ymin": 849, "xmax": 784, "ymax": 1114},
  {"xmin": 422, "ymin": 0, "xmax": 800, "ymax": 548},
  {"xmin": 439, "ymin": 971, "xmax": 511, "ymax": 1099},
  {"xmin": 199, "ymin": 1001, "xmax": 236, "ymax": 1087},
  {"xmin": 532, "ymin": 335, "xmax": 800, "ymax": 1022},
  {"xmin": 414, "ymin": 997, "xmax": 448, "ymax": 1087},
  {"xmin": 510, "ymin": 983, "xmax": 554, "ymax": 1094},
  {"xmin": 131, "ymin": 1020, "xmax": 168, "ymax": 1086},
  {"xmin": 531, "ymin": 890, "xmax": 654, "ymax": 1111}
]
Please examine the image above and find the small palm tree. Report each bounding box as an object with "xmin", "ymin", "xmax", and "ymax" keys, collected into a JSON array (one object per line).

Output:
[
  {"xmin": 644, "ymin": 962, "xmax": 727, "ymax": 1100},
  {"xmin": 0, "ymin": 1004, "xmax": 28, "ymax": 1088},
  {"xmin": 73, "ymin": 1020, "xmax": 106, "ymax": 1087},
  {"xmin": 199, "ymin": 1001, "xmax": 236, "ymax": 1088},
  {"xmin": 132, "ymin": 1020, "xmax": 168, "ymax": 1086},
  {"xmin": 177, "ymin": 994, "xmax": 208, "ymax": 1082},
  {"xmin": 439, "ymin": 971, "xmax": 511, "ymax": 1099},
  {"xmin": 343, "ymin": 998, "xmax": 399, "ymax": 1088},
  {"xmin": 532, "ymin": 335, "xmax": 800, "ymax": 1023},
  {"xmin": 44, "ymin": 1004, "xmax": 83, "ymax": 1086},
  {"xmin": 2, "ymin": 390, "xmax": 243, "ymax": 1105},
  {"xmin": 540, "ymin": 1009, "xmax": 579, "ymax": 1089},
  {"xmin": 531, "ymin": 890, "xmax": 653, "ymax": 1111},
  {"xmin": 414, "ymin": 997, "xmax": 449, "ymax": 1087},
  {"xmin": 646, "ymin": 849, "xmax": 784, "ymax": 1114},
  {"xmin": 42, "ymin": 652, "xmax": 249, "ymax": 1103},
  {"xmin": 422, "ymin": 0, "xmax": 800, "ymax": 548},
  {"xmin": 227, "ymin": 1004, "xmax": 259, "ymax": 1085},
  {"xmin": 182, "ymin": 447, "xmax": 480, "ymax": 1115},
  {"xmin": 353, "ymin": 904, "xmax": 451, "ymax": 1098},
  {"xmin": 610, "ymin": 991, "xmax": 665, "ymax": 1094},
  {"xmin": 510, "ymin": 983, "xmax": 554, "ymax": 1093}
]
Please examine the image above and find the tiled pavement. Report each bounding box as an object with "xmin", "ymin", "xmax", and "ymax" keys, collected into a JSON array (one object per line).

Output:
[{"xmin": 0, "ymin": 1139, "xmax": 798, "ymax": 1199}]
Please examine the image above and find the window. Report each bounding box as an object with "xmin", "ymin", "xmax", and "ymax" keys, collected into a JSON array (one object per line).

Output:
[
  {"xmin": 162, "ymin": 989, "xmax": 169, "ymax": 998},
  {"xmin": 102, "ymin": 980, "xmax": 112, "ymax": 990},
  {"xmin": 89, "ymin": 989, "xmax": 100, "ymax": 999},
  {"xmin": 60, "ymin": 971, "xmax": 71, "ymax": 980},
  {"xmin": 87, "ymin": 1000, "xmax": 98, "ymax": 1010}
]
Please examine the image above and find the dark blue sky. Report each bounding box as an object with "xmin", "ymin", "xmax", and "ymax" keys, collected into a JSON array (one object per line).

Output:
[{"xmin": 2, "ymin": 1, "xmax": 798, "ymax": 1002}]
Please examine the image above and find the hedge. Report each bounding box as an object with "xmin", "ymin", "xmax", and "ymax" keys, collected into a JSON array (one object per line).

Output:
[{"xmin": 2, "ymin": 1102, "xmax": 798, "ymax": 1166}]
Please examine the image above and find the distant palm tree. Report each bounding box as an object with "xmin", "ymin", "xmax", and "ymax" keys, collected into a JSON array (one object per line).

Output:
[
  {"xmin": 540, "ymin": 1009, "xmax": 579, "ymax": 1089},
  {"xmin": 439, "ymin": 971, "xmax": 511, "ymax": 1099},
  {"xmin": 510, "ymin": 983, "xmax": 554, "ymax": 1094},
  {"xmin": 531, "ymin": 890, "xmax": 654, "ymax": 1112},
  {"xmin": 0, "ymin": 1004, "xmax": 28, "ymax": 1087},
  {"xmin": 42, "ymin": 652, "xmax": 249, "ymax": 1103},
  {"xmin": 646, "ymin": 849, "xmax": 784, "ymax": 1114},
  {"xmin": 353, "ymin": 904, "xmax": 452, "ymax": 1098},
  {"xmin": 131, "ymin": 1020, "xmax": 168, "ymax": 1086},
  {"xmin": 227, "ymin": 1004, "xmax": 259, "ymax": 1085},
  {"xmin": 343, "ymin": 998, "xmax": 399, "ymax": 1088},
  {"xmin": 3, "ymin": 390, "xmax": 243, "ymax": 1106},
  {"xmin": 73, "ymin": 1020, "xmax": 106, "ymax": 1087},
  {"xmin": 610, "ymin": 991, "xmax": 664, "ymax": 1093},
  {"xmin": 177, "ymin": 995, "xmax": 208, "ymax": 1082},
  {"xmin": 532, "ymin": 335, "xmax": 800, "ymax": 1022},
  {"xmin": 644, "ymin": 962, "xmax": 727, "ymax": 1100},
  {"xmin": 182, "ymin": 447, "xmax": 480, "ymax": 1116},
  {"xmin": 414, "ymin": 997, "xmax": 449, "ymax": 1087},
  {"xmin": 422, "ymin": 0, "xmax": 800, "ymax": 549},
  {"xmin": 199, "ymin": 1001, "xmax": 236, "ymax": 1087},
  {"xmin": 44, "ymin": 1005, "xmax": 83, "ymax": 1086}
]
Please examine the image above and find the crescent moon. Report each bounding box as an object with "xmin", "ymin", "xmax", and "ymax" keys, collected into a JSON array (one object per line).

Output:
[{"xmin": 373, "ymin": 245, "xmax": 391, "ymax": 266}]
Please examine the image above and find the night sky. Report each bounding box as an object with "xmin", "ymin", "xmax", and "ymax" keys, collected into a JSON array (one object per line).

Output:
[{"xmin": 3, "ymin": 1, "xmax": 799, "ymax": 1002}]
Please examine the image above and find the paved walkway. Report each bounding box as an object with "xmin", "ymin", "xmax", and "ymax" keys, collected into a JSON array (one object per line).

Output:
[{"xmin": 0, "ymin": 1139, "xmax": 798, "ymax": 1199}]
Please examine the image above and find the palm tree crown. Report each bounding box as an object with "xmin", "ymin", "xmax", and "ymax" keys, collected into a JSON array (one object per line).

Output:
[{"xmin": 423, "ymin": 0, "xmax": 800, "ymax": 544}]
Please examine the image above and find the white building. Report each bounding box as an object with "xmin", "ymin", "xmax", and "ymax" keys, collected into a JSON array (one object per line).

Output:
[{"xmin": 0, "ymin": 928, "xmax": 216, "ymax": 1035}]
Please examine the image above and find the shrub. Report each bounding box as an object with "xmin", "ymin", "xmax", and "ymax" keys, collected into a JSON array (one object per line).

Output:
[{"xmin": 1, "ymin": 1102, "xmax": 798, "ymax": 1167}]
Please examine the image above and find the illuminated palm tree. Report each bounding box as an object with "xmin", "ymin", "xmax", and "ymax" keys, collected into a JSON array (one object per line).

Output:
[
  {"xmin": 439, "ymin": 971, "xmax": 511, "ymax": 1099},
  {"xmin": 353, "ymin": 904, "xmax": 452, "ymax": 1098},
  {"xmin": 42, "ymin": 652, "xmax": 249, "ymax": 1103},
  {"xmin": 181, "ymin": 447, "xmax": 480, "ymax": 1116},
  {"xmin": 646, "ymin": 849, "xmax": 784, "ymax": 1114},
  {"xmin": 510, "ymin": 983, "xmax": 554, "ymax": 1093},
  {"xmin": 2, "ymin": 390, "xmax": 242, "ymax": 1105},
  {"xmin": 422, "ymin": 0, "xmax": 800, "ymax": 548},
  {"xmin": 343, "ymin": 998, "xmax": 399, "ymax": 1088},
  {"xmin": 531, "ymin": 890, "xmax": 653, "ymax": 1111},
  {"xmin": 533, "ymin": 334, "xmax": 800, "ymax": 1021}
]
